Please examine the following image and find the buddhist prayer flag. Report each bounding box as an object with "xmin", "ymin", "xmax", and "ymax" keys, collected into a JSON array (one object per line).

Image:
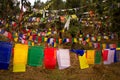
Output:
[
  {"xmin": 71, "ymin": 50, "xmax": 84, "ymax": 56},
  {"xmin": 74, "ymin": 38, "xmax": 78, "ymax": 43},
  {"xmin": 71, "ymin": 14, "xmax": 78, "ymax": 19},
  {"xmin": 104, "ymin": 49, "xmax": 115, "ymax": 64},
  {"xmin": 13, "ymin": 64, "xmax": 26, "ymax": 72},
  {"xmin": 57, "ymin": 49, "xmax": 70, "ymax": 70},
  {"xmin": 13, "ymin": 44, "xmax": 28, "ymax": 72},
  {"xmin": 79, "ymin": 53, "xmax": 89, "ymax": 69},
  {"xmin": 44, "ymin": 48, "xmax": 56, "ymax": 69},
  {"xmin": 102, "ymin": 49, "xmax": 109, "ymax": 61},
  {"xmin": 64, "ymin": 16, "xmax": 71, "ymax": 30},
  {"xmin": 86, "ymin": 50, "xmax": 95, "ymax": 64},
  {"xmin": 102, "ymin": 44, "xmax": 106, "ymax": 49},
  {"xmin": 95, "ymin": 50, "xmax": 102, "ymax": 64},
  {"xmin": 109, "ymin": 44, "xmax": 117, "ymax": 49},
  {"xmin": 0, "ymin": 42, "xmax": 12, "ymax": 70},
  {"xmin": 59, "ymin": 38, "xmax": 62, "ymax": 44},
  {"xmin": 28, "ymin": 46, "xmax": 44, "ymax": 66},
  {"xmin": 116, "ymin": 49, "xmax": 120, "ymax": 62}
]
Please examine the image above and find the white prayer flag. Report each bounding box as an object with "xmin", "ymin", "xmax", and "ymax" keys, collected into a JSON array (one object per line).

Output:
[
  {"xmin": 64, "ymin": 16, "xmax": 71, "ymax": 30},
  {"xmin": 57, "ymin": 49, "xmax": 70, "ymax": 70}
]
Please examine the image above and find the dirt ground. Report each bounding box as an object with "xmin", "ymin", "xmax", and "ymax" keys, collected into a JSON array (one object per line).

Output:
[{"xmin": 0, "ymin": 52, "xmax": 120, "ymax": 80}]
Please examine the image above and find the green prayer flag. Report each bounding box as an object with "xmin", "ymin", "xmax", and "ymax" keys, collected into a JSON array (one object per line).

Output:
[
  {"xmin": 56, "ymin": 38, "xmax": 59, "ymax": 43},
  {"xmin": 28, "ymin": 41, "xmax": 32, "ymax": 46},
  {"xmin": 28, "ymin": 46, "xmax": 44, "ymax": 66},
  {"xmin": 95, "ymin": 50, "xmax": 102, "ymax": 64},
  {"xmin": 42, "ymin": 36, "xmax": 44, "ymax": 42}
]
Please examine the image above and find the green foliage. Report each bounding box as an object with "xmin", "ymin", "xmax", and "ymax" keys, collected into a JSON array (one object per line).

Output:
[
  {"xmin": 49, "ymin": 0, "xmax": 65, "ymax": 10},
  {"xmin": 66, "ymin": 0, "xmax": 81, "ymax": 8},
  {"xmin": 68, "ymin": 25, "xmax": 79, "ymax": 38}
]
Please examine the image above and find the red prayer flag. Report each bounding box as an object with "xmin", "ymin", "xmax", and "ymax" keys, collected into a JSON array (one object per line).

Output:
[{"xmin": 102, "ymin": 49, "xmax": 109, "ymax": 61}]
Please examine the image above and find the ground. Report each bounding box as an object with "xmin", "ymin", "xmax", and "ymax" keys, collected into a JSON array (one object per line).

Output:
[{"xmin": 0, "ymin": 52, "xmax": 120, "ymax": 80}]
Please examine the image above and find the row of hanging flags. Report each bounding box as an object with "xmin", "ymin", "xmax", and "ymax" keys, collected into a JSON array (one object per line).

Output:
[
  {"xmin": 0, "ymin": 27, "xmax": 117, "ymax": 48},
  {"xmin": 0, "ymin": 1, "xmax": 87, "ymax": 28},
  {"xmin": 0, "ymin": 13, "xmax": 77, "ymax": 28},
  {"xmin": 0, "ymin": 42, "xmax": 120, "ymax": 72}
]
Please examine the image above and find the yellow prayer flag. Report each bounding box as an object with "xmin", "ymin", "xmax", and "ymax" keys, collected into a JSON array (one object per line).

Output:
[
  {"xmin": 54, "ymin": 43, "xmax": 56, "ymax": 47},
  {"xmin": 38, "ymin": 33, "xmax": 40, "ymax": 36},
  {"xmin": 15, "ymin": 33, "xmax": 18, "ymax": 36},
  {"xmin": 47, "ymin": 32, "xmax": 51, "ymax": 36},
  {"xmin": 79, "ymin": 53, "xmax": 89, "ymax": 69},
  {"xmin": 44, "ymin": 37, "xmax": 48, "ymax": 42},
  {"xmin": 88, "ymin": 42, "xmax": 92, "ymax": 47},
  {"xmin": 106, "ymin": 36, "xmax": 109, "ymax": 40},
  {"xmin": 86, "ymin": 38, "xmax": 90, "ymax": 42},
  {"xmin": 28, "ymin": 33, "xmax": 30, "ymax": 36},
  {"xmin": 116, "ymin": 48, "xmax": 120, "ymax": 50},
  {"xmin": 87, "ymin": 59, "xmax": 94, "ymax": 64},
  {"xmin": 71, "ymin": 14, "xmax": 78, "ymax": 19},
  {"xmin": 102, "ymin": 44, "xmax": 106, "ymax": 49},
  {"xmin": 14, "ymin": 38, "xmax": 18, "ymax": 42},
  {"xmin": 97, "ymin": 37, "xmax": 101, "ymax": 41},
  {"xmin": 13, "ymin": 43, "xmax": 28, "ymax": 73},
  {"xmin": 74, "ymin": 38, "xmax": 78, "ymax": 43},
  {"xmin": 29, "ymin": 36, "xmax": 33, "ymax": 41},
  {"xmin": 32, "ymin": 42, "xmax": 34, "ymax": 46},
  {"xmin": 86, "ymin": 50, "xmax": 95, "ymax": 64},
  {"xmin": 13, "ymin": 64, "xmax": 26, "ymax": 72},
  {"xmin": 80, "ymin": 34, "xmax": 82, "ymax": 37},
  {"xmin": 62, "ymin": 29, "xmax": 64, "ymax": 33},
  {"xmin": 6, "ymin": 23, "xmax": 9, "ymax": 28}
]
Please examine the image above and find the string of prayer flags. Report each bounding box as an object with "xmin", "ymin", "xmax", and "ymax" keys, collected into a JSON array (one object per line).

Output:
[
  {"xmin": 57, "ymin": 49, "xmax": 70, "ymax": 70},
  {"xmin": 44, "ymin": 48, "xmax": 57, "ymax": 69},
  {"xmin": 79, "ymin": 53, "xmax": 89, "ymax": 69},
  {"xmin": 95, "ymin": 50, "xmax": 102, "ymax": 64},
  {"xmin": 28, "ymin": 46, "xmax": 44, "ymax": 66},
  {"xmin": 86, "ymin": 50, "xmax": 95, "ymax": 64},
  {"xmin": 0, "ymin": 42, "xmax": 12, "ymax": 70}
]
